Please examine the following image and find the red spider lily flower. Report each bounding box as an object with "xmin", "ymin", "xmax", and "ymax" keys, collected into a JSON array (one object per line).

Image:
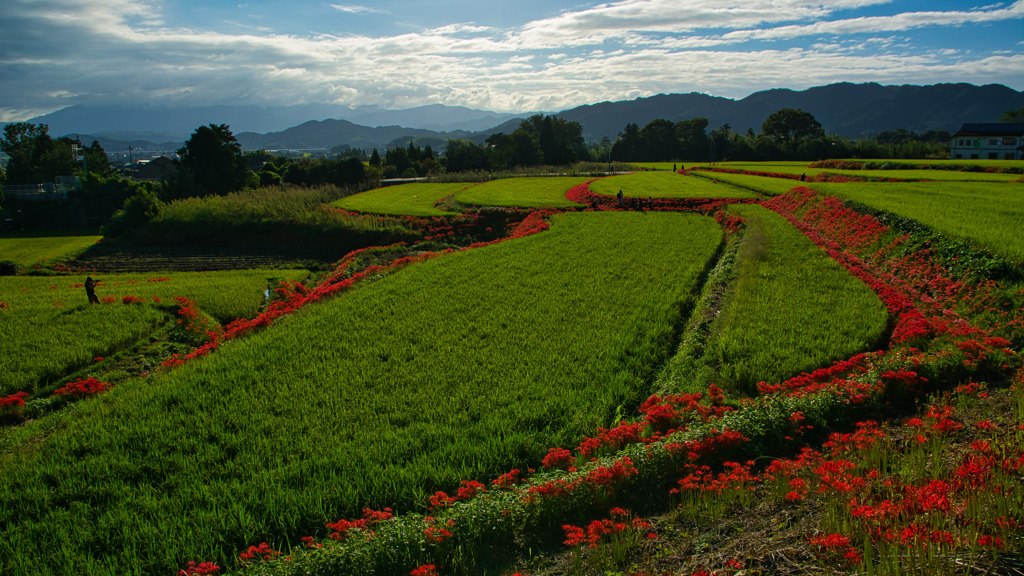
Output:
[
  {"xmin": 410, "ymin": 565, "xmax": 439, "ymax": 576},
  {"xmin": 238, "ymin": 542, "xmax": 280, "ymax": 562},
  {"xmin": 491, "ymin": 468, "xmax": 521, "ymax": 490},
  {"xmin": 53, "ymin": 377, "xmax": 110, "ymax": 399},
  {"xmin": 178, "ymin": 561, "xmax": 220, "ymax": 575},
  {"xmin": 541, "ymin": 447, "xmax": 574, "ymax": 470},
  {"xmin": 977, "ymin": 535, "xmax": 1004, "ymax": 549},
  {"xmin": 423, "ymin": 525, "xmax": 452, "ymax": 544}
]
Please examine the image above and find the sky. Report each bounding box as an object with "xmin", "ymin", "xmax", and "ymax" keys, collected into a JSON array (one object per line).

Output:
[{"xmin": 1, "ymin": 0, "xmax": 1022, "ymax": 121}]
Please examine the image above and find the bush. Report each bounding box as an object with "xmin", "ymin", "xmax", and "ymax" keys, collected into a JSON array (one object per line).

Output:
[
  {"xmin": 0, "ymin": 260, "xmax": 18, "ymax": 276},
  {"xmin": 103, "ymin": 188, "xmax": 163, "ymax": 237}
]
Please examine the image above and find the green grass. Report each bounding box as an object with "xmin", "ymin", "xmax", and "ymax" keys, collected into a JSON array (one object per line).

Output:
[
  {"xmin": 809, "ymin": 181, "xmax": 1024, "ymax": 262},
  {"xmin": 453, "ymin": 177, "xmax": 590, "ymax": 208},
  {"xmin": 590, "ymin": 172, "xmax": 759, "ymax": 199},
  {"xmin": 333, "ymin": 183, "xmax": 471, "ymax": 216},
  {"xmin": 0, "ymin": 211, "xmax": 723, "ymax": 576},
  {"xmin": 0, "ymin": 232, "xmax": 103, "ymax": 268},
  {"xmin": 139, "ymin": 185, "xmax": 415, "ymax": 248},
  {"xmin": 661, "ymin": 204, "xmax": 888, "ymax": 395},
  {"xmin": 0, "ymin": 269, "xmax": 308, "ymax": 396}
]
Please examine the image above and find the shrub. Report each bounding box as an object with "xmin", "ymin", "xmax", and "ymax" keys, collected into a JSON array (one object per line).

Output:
[{"xmin": 0, "ymin": 260, "xmax": 18, "ymax": 276}]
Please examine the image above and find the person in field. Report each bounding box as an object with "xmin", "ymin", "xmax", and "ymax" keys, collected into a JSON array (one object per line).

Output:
[
  {"xmin": 616, "ymin": 189, "xmax": 624, "ymax": 207},
  {"xmin": 85, "ymin": 277, "xmax": 100, "ymax": 305}
]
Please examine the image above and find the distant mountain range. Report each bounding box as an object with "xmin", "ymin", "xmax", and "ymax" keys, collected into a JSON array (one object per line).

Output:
[
  {"xmin": 9, "ymin": 82, "xmax": 1022, "ymax": 154},
  {"xmin": 558, "ymin": 82, "xmax": 1023, "ymax": 142}
]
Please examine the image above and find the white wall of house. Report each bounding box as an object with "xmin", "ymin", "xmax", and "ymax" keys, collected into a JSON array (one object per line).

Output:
[{"xmin": 950, "ymin": 134, "xmax": 1022, "ymax": 160}]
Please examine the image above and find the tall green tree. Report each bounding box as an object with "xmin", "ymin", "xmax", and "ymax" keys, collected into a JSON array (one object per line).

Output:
[
  {"xmin": 761, "ymin": 108, "xmax": 825, "ymax": 155},
  {"xmin": 638, "ymin": 119, "xmax": 682, "ymax": 161},
  {"xmin": 173, "ymin": 124, "xmax": 248, "ymax": 198},
  {"xmin": 444, "ymin": 139, "xmax": 489, "ymax": 172},
  {"xmin": 0, "ymin": 123, "xmax": 73, "ymax": 185},
  {"xmin": 676, "ymin": 118, "xmax": 709, "ymax": 161},
  {"xmin": 611, "ymin": 123, "xmax": 641, "ymax": 161}
]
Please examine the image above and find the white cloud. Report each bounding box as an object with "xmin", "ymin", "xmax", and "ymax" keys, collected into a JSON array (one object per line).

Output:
[
  {"xmin": 1, "ymin": 0, "xmax": 1023, "ymax": 118},
  {"xmin": 329, "ymin": 4, "xmax": 384, "ymax": 15}
]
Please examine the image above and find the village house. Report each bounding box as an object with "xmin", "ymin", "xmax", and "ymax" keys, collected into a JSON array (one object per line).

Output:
[
  {"xmin": 949, "ymin": 123, "xmax": 1024, "ymax": 160},
  {"xmin": 134, "ymin": 155, "xmax": 177, "ymax": 181}
]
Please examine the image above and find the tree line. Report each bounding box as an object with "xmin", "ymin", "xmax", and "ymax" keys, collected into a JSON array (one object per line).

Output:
[{"xmin": 0, "ymin": 107, "xmax": 967, "ymax": 231}]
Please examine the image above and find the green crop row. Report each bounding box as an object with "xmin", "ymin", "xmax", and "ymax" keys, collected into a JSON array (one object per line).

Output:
[
  {"xmin": 655, "ymin": 205, "xmax": 888, "ymax": 396},
  {"xmin": 709, "ymin": 205, "xmax": 889, "ymax": 393},
  {"xmin": 590, "ymin": 171, "xmax": 760, "ymax": 199},
  {"xmin": 810, "ymin": 181, "xmax": 1024, "ymax": 262},
  {"xmin": 333, "ymin": 183, "xmax": 471, "ymax": 216},
  {"xmin": 0, "ymin": 269, "xmax": 308, "ymax": 395},
  {"xmin": 453, "ymin": 176, "xmax": 590, "ymax": 208},
  {"xmin": 0, "ymin": 212, "xmax": 723, "ymax": 576}
]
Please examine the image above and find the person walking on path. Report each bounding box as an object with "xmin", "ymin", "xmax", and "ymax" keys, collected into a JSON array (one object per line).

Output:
[{"xmin": 85, "ymin": 277, "xmax": 100, "ymax": 304}]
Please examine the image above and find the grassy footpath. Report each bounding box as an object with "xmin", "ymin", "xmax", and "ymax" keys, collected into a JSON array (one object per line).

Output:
[{"xmin": 0, "ymin": 211, "xmax": 722, "ymax": 576}]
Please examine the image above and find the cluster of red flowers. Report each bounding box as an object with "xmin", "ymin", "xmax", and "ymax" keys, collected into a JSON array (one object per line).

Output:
[
  {"xmin": 422, "ymin": 517, "xmax": 456, "ymax": 544},
  {"xmin": 672, "ymin": 460, "xmax": 760, "ymax": 496},
  {"xmin": 562, "ymin": 507, "xmax": 651, "ymax": 548},
  {"xmin": 52, "ymin": 377, "xmax": 110, "ymax": 398},
  {"xmin": 428, "ymin": 480, "xmax": 487, "ymax": 510},
  {"xmin": 410, "ymin": 564, "xmax": 438, "ymax": 576},
  {"xmin": 325, "ymin": 507, "xmax": 394, "ymax": 541},
  {"xmin": 639, "ymin": 387, "xmax": 732, "ymax": 433},
  {"xmin": 238, "ymin": 542, "xmax": 281, "ymax": 562},
  {"xmin": 177, "ymin": 561, "xmax": 220, "ymax": 575},
  {"xmin": 0, "ymin": 391, "xmax": 28, "ymax": 416},
  {"xmin": 527, "ymin": 456, "xmax": 639, "ymax": 503},
  {"xmin": 808, "ymin": 533, "xmax": 863, "ymax": 564},
  {"xmin": 121, "ymin": 295, "xmax": 143, "ymax": 304}
]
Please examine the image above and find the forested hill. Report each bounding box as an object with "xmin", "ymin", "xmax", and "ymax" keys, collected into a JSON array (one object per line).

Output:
[
  {"xmin": 557, "ymin": 82, "xmax": 1024, "ymax": 141},
  {"xmin": 13, "ymin": 82, "xmax": 1021, "ymax": 152}
]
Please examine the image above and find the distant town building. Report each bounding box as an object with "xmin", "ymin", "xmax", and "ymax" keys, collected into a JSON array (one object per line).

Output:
[
  {"xmin": 134, "ymin": 155, "xmax": 177, "ymax": 181},
  {"xmin": 950, "ymin": 123, "xmax": 1024, "ymax": 160}
]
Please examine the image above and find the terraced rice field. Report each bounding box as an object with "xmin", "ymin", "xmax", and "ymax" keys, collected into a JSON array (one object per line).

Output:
[
  {"xmin": 0, "ymin": 168, "xmax": 1020, "ymax": 576},
  {"xmin": 333, "ymin": 183, "xmax": 471, "ymax": 216}
]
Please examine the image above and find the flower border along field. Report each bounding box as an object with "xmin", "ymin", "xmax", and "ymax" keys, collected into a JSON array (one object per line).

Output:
[{"xmin": 224, "ymin": 184, "xmax": 1021, "ymax": 576}]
